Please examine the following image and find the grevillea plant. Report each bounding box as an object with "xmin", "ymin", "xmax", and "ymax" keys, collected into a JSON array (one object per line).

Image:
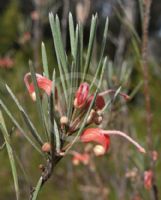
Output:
[{"xmin": 0, "ymin": 13, "xmax": 146, "ymax": 200}]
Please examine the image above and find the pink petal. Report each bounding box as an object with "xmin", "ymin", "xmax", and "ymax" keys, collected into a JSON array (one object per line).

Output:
[
  {"xmin": 24, "ymin": 73, "xmax": 54, "ymax": 100},
  {"xmin": 80, "ymin": 128, "xmax": 110, "ymax": 154},
  {"xmin": 75, "ymin": 82, "xmax": 89, "ymax": 108}
]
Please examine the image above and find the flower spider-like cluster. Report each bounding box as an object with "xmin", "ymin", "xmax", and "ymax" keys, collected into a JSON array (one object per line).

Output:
[{"xmin": 24, "ymin": 73, "xmax": 145, "ymax": 158}]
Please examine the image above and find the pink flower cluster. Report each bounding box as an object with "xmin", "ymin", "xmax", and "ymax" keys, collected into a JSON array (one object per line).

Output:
[{"xmin": 24, "ymin": 73, "xmax": 145, "ymax": 158}]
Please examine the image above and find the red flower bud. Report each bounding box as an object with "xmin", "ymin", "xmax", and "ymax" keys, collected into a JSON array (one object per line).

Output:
[
  {"xmin": 144, "ymin": 170, "xmax": 153, "ymax": 190},
  {"xmin": 80, "ymin": 128, "xmax": 110, "ymax": 156},
  {"xmin": 85, "ymin": 95, "xmax": 105, "ymax": 110},
  {"xmin": 41, "ymin": 142, "xmax": 51, "ymax": 153},
  {"xmin": 74, "ymin": 82, "xmax": 89, "ymax": 108}
]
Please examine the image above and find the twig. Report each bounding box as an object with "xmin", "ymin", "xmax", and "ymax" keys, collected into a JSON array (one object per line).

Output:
[
  {"xmin": 141, "ymin": 1, "xmax": 159, "ymax": 199},
  {"xmin": 29, "ymin": 156, "xmax": 62, "ymax": 200},
  {"xmin": 141, "ymin": 0, "xmax": 152, "ymax": 148}
]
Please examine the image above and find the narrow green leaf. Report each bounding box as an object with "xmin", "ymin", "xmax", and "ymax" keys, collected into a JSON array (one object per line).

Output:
[
  {"xmin": 67, "ymin": 62, "xmax": 75, "ymax": 120},
  {"xmin": 129, "ymin": 81, "xmax": 143, "ymax": 99},
  {"xmin": 54, "ymin": 120, "xmax": 61, "ymax": 153},
  {"xmin": 0, "ymin": 111, "xmax": 19, "ymax": 200},
  {"xmin": 55, "ymin": 15, "xmax": 69, "ymax": 75},
  {"xmin": 119, "ymin": 62, "xmax": 127, "ymax": 83},
  {"xmin": 32, "ymin": 177, "xmax": 43, "ymax": 200},
  {"xmin": 107, "ymin": 61, "xmax": 113, "ymax": 87},
  {"xmin": 49, "ymin": 70, "xmax": 56, "ymax": 158},
  {"xmin": 50, "ymin": 70, "xmax": 61, "ymax": 155},
  {"xmin": 113, "ymin": 86, "xmax": 122, "ymax": 101},
  {"xmin": 5, "ymin": 84, "xmax": 43, "ymax": 146},
  {"xmin": 0, "ymin": 142, "xmax": 5, "ymax": 150},
  {"xmin": 82, "ymin": 14, "xmax": 98, "ymax": 81},
  {"xmin": 41, "ymin": 42, "xmax": 49, "ymax": 78},
  {"xmin": 79, "ymin": 22, "xmax": 83, "ymax": 73},
  {"xmin": 42, "ymin": 94, "xmax": 50, "ymax": 135},
  {"xmin": 29, "ymin": 60, "xmax": 49, "ymax": 141},
  {"xmin": 124, "ymin": 66, "xmax": 132, "ymax": 83},
  {"xmin": 69, "ymin": 12, "xmax": 75, "ymax": 58},
  {"xmin": 90, "ymin": 17, "xmax": 109, "ymax": 89},
  {"xmin": 0, "ymin": 100, "xmax": 42, "ymax": 155},
  {"xmin": 49, "ymin": 13, "xmax": 68, "ymax": 106},
  {"xmin": 100, "ymin": 17, "xmax": 109, "ymax": 59},
  {"xmin": 14, "ymin": 153, "xmax": 30, "ymax": 185},
  {"xmin": 74, "ymin": 25, "xmax": 80, "ymax": 89},
  {"xmin": 101, "ymin": 99, "xmax": 111, "ymax": 113},
  {"xmin": 102, "ymin": 85, "xmax": 122, "ymax": 113}
]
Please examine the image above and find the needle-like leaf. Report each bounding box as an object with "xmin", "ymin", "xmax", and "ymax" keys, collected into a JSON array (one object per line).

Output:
[
  {"xmin": 69, "ymin": 12, "xmax": 75, "ymax": 58},
  {"xmin": 31, "ymin": 177, "xmax": 43, "ymax": 200},
  {"xmin": 90, "ymin": 17, "xmax": 109, "ymax": 89},
  {"xmin": 5, "ymin": 84, "xmax": 43, "ymax": 146},
  {"xmin": 29, "ymin": 60, "xmax": 49, "ymax": 141},
  {"xmin": 49, "ymin": 13, "xmax": 68, "ymax": 106},
  {"xmin": 0, "ymin": 110, "xmax": 20, "ymax": 200},
  {"xmin": 0, "ymin": 100, "xmax": 42, "ymax": 154},
  {"xmin": 82, "ymin": 14, "xmax": 97, "ymax": 81},
  {"xmin": 41, "ymin": 42, "xmax": 49, "ymax": 78}
]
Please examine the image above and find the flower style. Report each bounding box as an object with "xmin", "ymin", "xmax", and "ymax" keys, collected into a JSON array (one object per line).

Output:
[
  {"xmin": 80, "ymin": 128, "xmax": 145, "ymax": 156},
  {"xmin": 74, "ymin": 82, "xmax": 89, "ymax": 108},
  {"xmin": 24, "ymin": 73, "xmax": 53, "ymax": 101},
  {"xmin": 85, "ymin": 89, "xmax": 130, "ymax": 110},
  {"xmin": 72, "ymin": 152, "xmax": 90, "ymax": 166}
]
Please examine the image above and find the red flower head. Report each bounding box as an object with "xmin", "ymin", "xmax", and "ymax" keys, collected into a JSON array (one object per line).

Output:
[
  {"xmin": 144, "ymin": 170, "xmax": 153, "ymax": 190},
  {"xmin": 86, "ymin": 95, "xmax": 105, "ymax": 110},
  {"xmin": 74, "ymin": 82, "xmax": 89, "ymax": 108},
  {"xmin": 24, "ymin": 73, "xmax": 53, "ymax": 101},
  {"xmin": 72, "ymin": 152, "xmax": 90, "ymax": 166},
  {"xmin": 80, "ymin": 128, "xmax": 146, "ymax": 156},
  {"xmin": 80, "ymin": 128, "xmax": 110, "ymax": 156}
]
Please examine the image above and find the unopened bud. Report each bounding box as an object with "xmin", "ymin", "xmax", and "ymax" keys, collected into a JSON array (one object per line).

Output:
[
  {"xmin": 39, "ymin": 164, "xmax": 45, "ymax": 171},
  {"xmin": 94, "ymin": 115, "xmax": 103, "ymax": 125},
  {"xmin": 74, "ymin": 98, "xmax": 78, "ymax": 108},
  {"xmin": 74, "ymin": 82, "xmax": 89, "ymax": 108},
  {"xmin": 87, "ymin": 109, "xmax": 96, "ymax": 123},
  {"xmin": 72, "ymin": 159, "xmax": 80, "ymax": 166},
  {"xmin": 97, "ymin": 110, "xmax": 102, "ymax": 115},
  {"xmin": 31, "ymin": 92, "xmax": 36, "ymax": 101},
  {"xmin": 41, "ymin": 142, "xmax": 51, "ymax": 153},
  {"xmin": 93, "ymin": 145, "xmax": 105, "ymax": 156},
  {"xmin": 144, "ymin": 170, "xmax": 153, "ymax": 190},
  {"xmin": 60, "ymin": 116, "xmax": 68, "ymax": 125}
]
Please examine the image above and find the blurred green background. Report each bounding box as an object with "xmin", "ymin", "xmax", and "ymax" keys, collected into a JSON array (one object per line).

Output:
[{"xmin": 0, "ymin": 0, "xmax": 161, "ymax": 199}]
